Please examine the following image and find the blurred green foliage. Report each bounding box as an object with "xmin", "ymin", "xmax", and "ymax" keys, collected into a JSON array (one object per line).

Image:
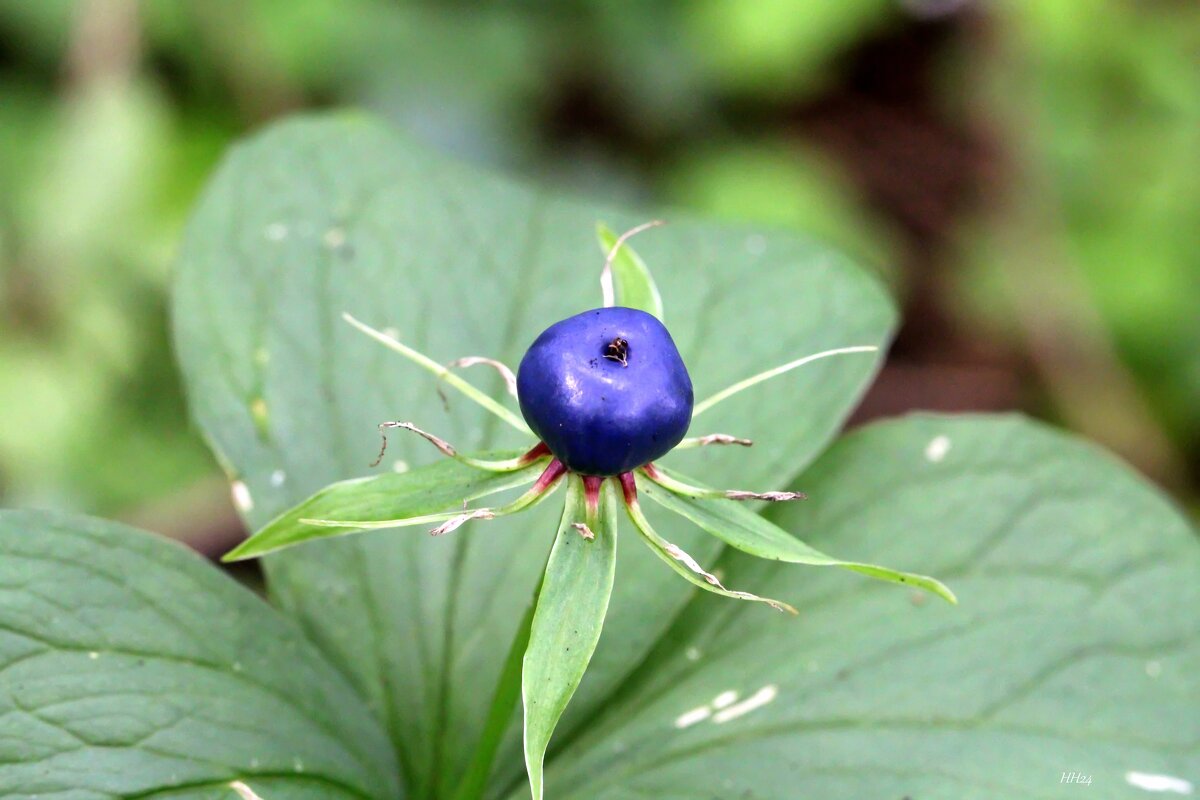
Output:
[
  {"xmin": 1, "ymin": 0, "xmax": 1196, "ymax": 525},
  {"xmin": 959, "ymin": 0, "xmax": 1200, "ymax": 484}
]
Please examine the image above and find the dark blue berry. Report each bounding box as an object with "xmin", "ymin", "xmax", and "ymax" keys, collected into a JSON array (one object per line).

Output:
[{"xmin": 517, "ymin": 307, "xmax": 693, "ymax": 476}]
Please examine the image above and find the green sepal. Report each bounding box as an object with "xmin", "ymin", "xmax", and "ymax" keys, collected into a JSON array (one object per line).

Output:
[
  {"xmin": 522, "ymin": 475, "xmax": 619, "ymax": 800},
  {"xmin": 224, "ymin": 453, "xmax": 541, "ymax": 561},
  {"xmin": 639, "ymin": 469, "xmax": 956, "ymax": 604},
  {"xmin": 597, "ymin": 222, "xmax": 665, "ymax": 319}
]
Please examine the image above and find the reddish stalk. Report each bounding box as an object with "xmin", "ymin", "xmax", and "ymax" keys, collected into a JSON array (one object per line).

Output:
[
  {"xmin": 532, "ymin": 458, "xmax": 568, "ymax": 492},
  {"xmin": 618, "ymin": 471, "xmax": 638, "ymax": 507},
  {"xmin": 582, "ymin": 475, "xmax": 604, "ymax": 517},
  {"xmin": 520, "ymin": 442, "xmax": 552, "ymax": 465}
]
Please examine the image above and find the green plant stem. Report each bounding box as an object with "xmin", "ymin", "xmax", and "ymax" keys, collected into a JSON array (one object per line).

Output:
[{"xmin": 449, "ymin": 574, "xmax": 543, "ymax": 800}]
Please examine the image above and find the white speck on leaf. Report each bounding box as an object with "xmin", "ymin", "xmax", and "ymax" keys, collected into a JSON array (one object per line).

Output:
[
  {"xmin": 1145, "ymin": 660, "xmax": 1163, "ymax": 678},
  {"xmin": 324, "ymin": 227, "xmax": 346, "ymax": 248},
  {"xmin": 1125, "ymin": 771, "xmax": 1193, "ymax": 794},
  {"xmin": 392, "ymin": 459, "xmax": 410, "ymax": 473},
  {"xmin": 253, "ymin": 347, "xmax": 270, "ymax": 366},
  {"xmin": 270, "ymin": 470, "xmax": 286, "ymax": 487},
  {"xmin": 230, "ymin": 781, "xmax": 266, "ymax": 800},
  {"xmin": 924, "ymin": 434, "xmax": 951, "ymax": 462},
  {"xmin": 265, "ymin": 222, "xmax": 288, "ymax": 241},
  {"xmin": 685, "ymin": 646, "xmax": 702, "ymax": 662},
  {"xmin": 713, "ymin": 685, "xmax": 778, "ymax": 723},
  {"xmin": 250, "ymin": 398, "xmax": 269, "ymax": 428},
  {"xmin": 292, "ymin": 756, "xmax": 305, "ymax": 773},
  {"xmin": 231, "ymin": 661, "xmax": 243, "ymax": 672},
  {"xmin": 673, "ymin": 705, "xmax": 712, "ymax": 729},
  {"xmin": 712, "ymin": 690, "xmax": 738, "ymax": 710},
  {"xmin": 87, "ymin": 651, "xmax": 99, "ymax": 660},
  {"xmin": 232, "ymin": 481, "xmax": 254, "ymax": 512}
]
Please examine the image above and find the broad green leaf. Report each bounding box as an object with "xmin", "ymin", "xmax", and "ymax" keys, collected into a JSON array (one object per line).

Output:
[
  {"xmin": 173, "ymin": 114, "xmax": 893, "ymax": 796},
  {"xmin": 638, "ymin": 472, "xmax": 956, "ymax": 604},
  {"xmin": 523, "ymin": 476, "xmax": 618, "ymax": 800},
  {"xmin": 596, "ymin": 222, "xmax": 664, "ymax": 319},
  {"xmin": 0, "ymin": 510, "xmax": 400, "ymax": 800},
  {"xmin": 452, "ymin": 596, "xmax": 539, "ymax": 800},
  {"xmin": 225, "ymin": 451, "xmax": 540, "ymax": 561},
  {"xmin": 526, "ymin": 415, "xmax": 1200, "ymax": 799}
]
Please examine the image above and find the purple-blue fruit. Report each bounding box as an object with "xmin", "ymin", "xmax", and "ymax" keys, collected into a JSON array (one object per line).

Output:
[{"xmin": 517, "ymin": 307, "xmax": 693, "ymax": 476}]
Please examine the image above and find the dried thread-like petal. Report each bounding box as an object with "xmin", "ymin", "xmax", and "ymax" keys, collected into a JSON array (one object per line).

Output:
[
  {"xmin": 676, "ymin": 433, "xmax": 754, "ymax": 449},
  {"xmin": 372, "ymin": 421, "xmax": 549, "ymax": 473},
  {"xmin": 663, "ymin": 542, "xmax": 721, "ymax": 586},
  {"xmin": 726, "ymin": 490, "xmax": 807, "ymax": 502},
  {"xmin": 431, "ymin": 509, "xmax": 496, "ymax": 536},
  {"xmin": 378, "ymin": 421, "xmax": 456, "ymax": 459},
  {"xmin": 642, "ymin": 464, "xmax": 805, "ymax": 503},
  {"xmin": 448, "ymin": 356, "xmax": 519, "ymax": 398}
]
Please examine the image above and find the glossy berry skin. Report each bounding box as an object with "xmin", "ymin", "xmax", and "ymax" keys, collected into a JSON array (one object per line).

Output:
[{"xmin": 517, "ymin": 307, "xmax": 693, "ymax": 476}]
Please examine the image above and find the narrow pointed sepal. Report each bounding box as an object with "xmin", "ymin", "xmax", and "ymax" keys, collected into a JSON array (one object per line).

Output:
[
  {"xmin": 692, "ymin": 345, "xmax": 880, "ymax": 418},
  {"xmin": 619, "ymin": 473, "xmax": 798, "ymax": 614},
  {"xmin": 221, "ymin": 454, "xmax": 542, "ymax": 561},
  {"xmin": 597, "ymin": 220, "xmax": 666, "ymax": 317},
  {"xmin": 638, "ymin": 471, "xmax": 956, "ymax": 605},
  {"xmin": 299, "ymin": 458, "xmax": 567, "ymax": 538},
  {"xmin": 427, "ymin": 458, "xmax": 567, "ymax": 535},
  {"xmin": 523, "ymin": 475, "xmax": 618, "ymax": 800}
]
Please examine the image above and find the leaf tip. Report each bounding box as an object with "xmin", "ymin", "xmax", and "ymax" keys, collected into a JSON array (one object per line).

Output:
[
  {"xmin": 936, "ymin": 583, "xmax": 959, "ymax": 605},
  {"xmin": 914, "ymin": 576, "xmax": 958, "ymax": 606},
  {"xmin": 220, "ymin": 545, "xmax": 251, "ymax": 563}
]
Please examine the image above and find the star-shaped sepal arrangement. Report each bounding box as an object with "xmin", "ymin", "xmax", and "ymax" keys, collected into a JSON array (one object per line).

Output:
[{"xmin": 223, "ymin": 223, "xmax": 954, "ymax": 800}]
